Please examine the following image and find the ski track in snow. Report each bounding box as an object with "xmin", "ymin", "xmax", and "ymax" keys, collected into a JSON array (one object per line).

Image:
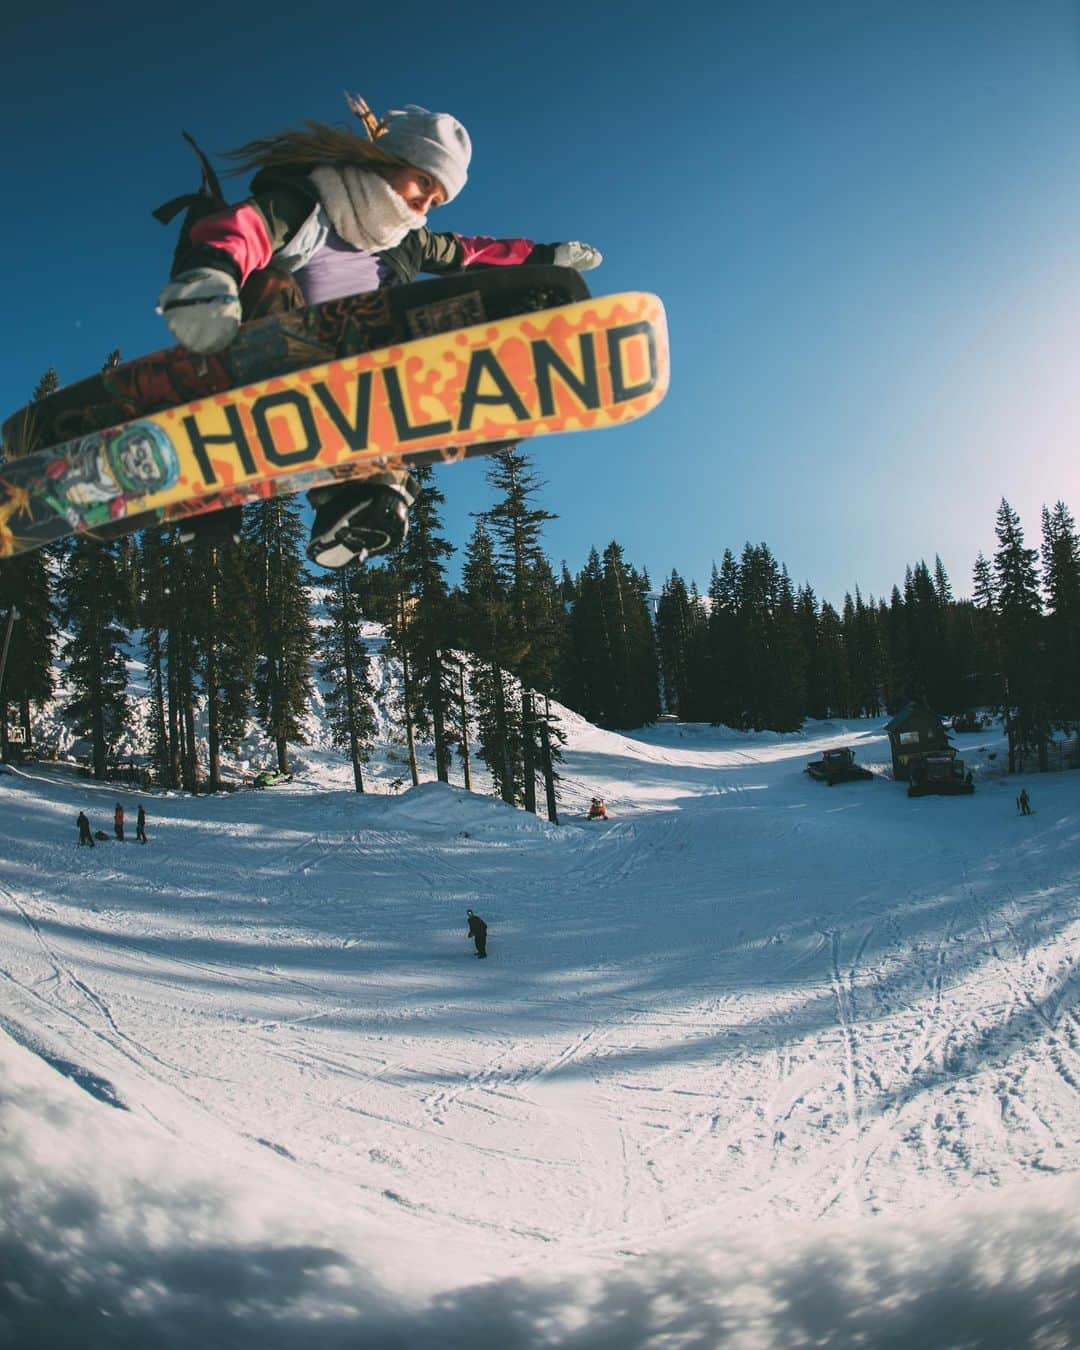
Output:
[{"xmin": 2, "ymin": 719, "xmax": 1080, "ymax": 1277}]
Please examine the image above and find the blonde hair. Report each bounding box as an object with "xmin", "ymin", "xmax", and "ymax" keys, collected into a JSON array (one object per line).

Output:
[{"xmin": 223, "ymin": 121, "xmax": 405, "ymax": 176}]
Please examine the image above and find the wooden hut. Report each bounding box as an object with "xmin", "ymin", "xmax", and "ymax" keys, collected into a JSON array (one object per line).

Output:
[{"xmin": 884, "ymin": 702, "xmax": 952, "ymax": 781}]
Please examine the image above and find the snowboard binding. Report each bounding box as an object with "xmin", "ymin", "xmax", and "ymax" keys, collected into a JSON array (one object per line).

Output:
[{"xmin": 306, "ymin": 476, "xmax": 419, "ymax": 568}]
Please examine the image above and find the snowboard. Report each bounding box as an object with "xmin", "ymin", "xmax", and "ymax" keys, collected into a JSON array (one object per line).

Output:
[{"xmin": 0, "ymin": 270, "xmax": 669, "ymax": 559}]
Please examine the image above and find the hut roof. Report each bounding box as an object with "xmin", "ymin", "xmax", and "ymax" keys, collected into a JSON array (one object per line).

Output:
[{"xmin": 884, "ymin": 702, "xmax": 941, "ymax": 733}]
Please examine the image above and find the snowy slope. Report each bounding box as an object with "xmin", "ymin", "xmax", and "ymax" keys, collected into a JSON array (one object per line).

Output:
[{"xmin": 2, "ymin": 714, "xmax": 1079, "ymax": 1347}]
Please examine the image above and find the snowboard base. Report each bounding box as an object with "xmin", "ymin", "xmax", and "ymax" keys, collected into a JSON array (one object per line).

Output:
[{"xmin": 0, "ymin": 280, "xmax": 669, "ymax": 558}]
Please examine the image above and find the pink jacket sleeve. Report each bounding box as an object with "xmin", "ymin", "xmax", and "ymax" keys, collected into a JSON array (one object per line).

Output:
[
  {"xmin": 189, "ymin": 204, "xmax": 274, "ymax": 284},
  {"xmin": 455, "ymin": 234, "xmax": 537, "ymax": 268}
]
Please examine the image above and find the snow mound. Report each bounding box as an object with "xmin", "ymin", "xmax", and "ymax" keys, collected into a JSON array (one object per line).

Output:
[{"xmin": 370, "ymin": 779, "xmax": 564, "ymax": 840}]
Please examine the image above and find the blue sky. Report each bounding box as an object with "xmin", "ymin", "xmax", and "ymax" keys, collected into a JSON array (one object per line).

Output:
[{"xmin": 5, "ymin": 1, "xmax": 1080, "ymax": 605}]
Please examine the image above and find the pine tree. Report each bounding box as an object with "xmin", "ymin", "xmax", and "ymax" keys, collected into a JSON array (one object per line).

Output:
[
  {"xmin": 391, "ymin": 465, "xmax": 456, "ymax": 782},
  {"xmin": 595, "ymin": 540, "xmax": 660, "ymax": 730},
  {"xmin": 461, "ymin": 518, "xmax": 519, "ymax": 803},
  {"xmin": 318, "ymin": 568, "xmax": 377, "ymax": 791},
  {"xmin": 200, "ymin": 539, "xmax": 256, "ymax": 790},
  {"xmin": 525, "ymin": 553, "xmax": 571, "ymax": 815},
  {"xmin": 992, "ymin": 499, "xmax": 1049, "ymax": 772},
  {"xmin": 972, "ymin": 551, "xmax": 996, "ymax": 610},
  {"xmin": 933, "ymin": 555, "xmax": 953, "ymax": 606},
  {"xmin": 628, "ymin": 561, "xmax": 661, "ymax": 727},
  {"xmin": 545, "ymin": 561, "xmax": 578, "ymax": 714},
  {"xmin": 383, "ymin": 548, "xmax": 421, "ymax": 787},
  {"xmin": 138, "ymin": 529, "xmax": 172, "ymax": 786},
  {"xmin": 484, "ymin": 448, "xmax": 561, "ymax": 810},
  {"xmin": 567, "ymin": 547, "xmax": 608, "ymax": 727},
  {"xmin": 817, "ymin": 601, "xmax": 850, "ymax": 717},
  {"xmin": 969, "ymin": 552, "xmax": 999, "ymax": 713},
  {"xmin": 1040, "ymin": 501, "xmax": 1080, "ymax": 731},
  {"xmin": 656, "ymin": 570, "xmax": 694, "ymax": 717},
  {"xmin": 844, "ymin": 587, "xmax": 881, "ymax": 718},
  {"xmin": 246, "ymin": 499, "xmax": 314, "ymax": 773},
  {"xmin": 797, "ymin": 586, "xmax": 828, "ymax": 720},
  {"xmin": 736, "ymin": 542, "xmax": 800, "ymax": 730},
  {"xmin": 880, "ymin": 588, "xmax": 906, "ymax": 712},
  {"xmin": 58, "ymin": 540, "xmax": 129, "ymax": 779},
  {"xmin": 902, "ymin": 561, "xmax": 944, "ymax": 708},
  {"xmin": 841, "ymin": 592, "xmax": 859, "ymax": 714},
  {"xmin": 930, "ymin": 556, "xmax": 969, "ymax": 714},
  {"xmin": 681, "ymin": 581, "xmax": 712, "ymax": 722},
  {"xmin": 771, "ymin": 565, "xmax": 806, "ymax": 729},
  {"xmin": 52, "ymin": 354, "xmax": 143, "ymax": 781},
  {"xmin": 151, "ymin": 531, "xmax": 206, "ymax": 789},
  {"xmin": 707, "ymin": 551, "xmax": 742, "ymax": 726}
]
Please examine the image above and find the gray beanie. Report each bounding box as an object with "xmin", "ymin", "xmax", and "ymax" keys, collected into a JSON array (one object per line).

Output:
[{"xmin": 378, "ymin": 105, "xmax": 471, "ymax": 203}]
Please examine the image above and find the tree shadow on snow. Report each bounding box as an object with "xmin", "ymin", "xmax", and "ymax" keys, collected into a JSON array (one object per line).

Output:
[{"xmin": 2, "ymin": 1199, "xmax": 1079, "ymax": 1350}]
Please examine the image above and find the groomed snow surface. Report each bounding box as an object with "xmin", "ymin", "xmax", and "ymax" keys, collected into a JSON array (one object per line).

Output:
[{"xmin": 2, "ymin": 714, "xmax": 1079, "ymax": 1348}]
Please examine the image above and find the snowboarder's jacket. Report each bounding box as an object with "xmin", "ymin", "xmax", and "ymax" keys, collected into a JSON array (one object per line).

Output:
[
  {"xmin": 168, "ymin": 160, "xmax": 562, "ymax": 299},
  {"xmin": 467, "ymin": 911, "xmax": 487, "ymax": 942}
]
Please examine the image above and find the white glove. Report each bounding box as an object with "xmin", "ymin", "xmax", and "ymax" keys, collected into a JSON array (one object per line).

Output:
[
  {"xmin": 157, "ymin": 267, "xmax": 242, "ymax": 354},
  {"xmin": 553, "ymin": 241, "xmax": 603, "ymax": 271}
]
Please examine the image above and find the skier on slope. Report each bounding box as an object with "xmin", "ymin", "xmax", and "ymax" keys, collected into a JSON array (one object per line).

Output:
[
  {"xmin": 77, "ymin": 810, "xmax": 94, "ymax": 847},
  {"xmin": 114, "ymin": 803, "xmax": 125, "ymax": 841},
  {"xmin": 158, "ymin": 93, "xmax": 601, "ymax": 568},
  {"xmin": 466, "ymin": 909, "xmax": 488, "ymax": 959}
]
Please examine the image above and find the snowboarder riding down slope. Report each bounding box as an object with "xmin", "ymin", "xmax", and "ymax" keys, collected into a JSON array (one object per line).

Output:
[
  {"xmin": 158, "ymin": 92, "xmax": 602, "ymax": 568},
  {"xmin": 587, "ymin": 796, "xmax": 608, "ymax": 820},
  {"xmin": 466, "ymin": 909, "xmax": 488, "ymax": 959}
]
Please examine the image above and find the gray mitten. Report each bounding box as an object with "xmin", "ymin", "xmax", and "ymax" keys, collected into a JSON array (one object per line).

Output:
[
  {"xmin": 552, "ymin": 241, "xmax": 603, "ymax": 271},
  {"xmin": 158, "ymin": 268, "xmax": 242, "ymax": 354}
]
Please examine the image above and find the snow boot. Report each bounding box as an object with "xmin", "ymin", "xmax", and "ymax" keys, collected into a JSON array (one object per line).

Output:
[
  {"xmin": 306, "ymin": 475, "xmax": 419, "ymax": 569},
  {"xmin": 179, "ymin": 505, "xmax": 243, "ymax": 548}
]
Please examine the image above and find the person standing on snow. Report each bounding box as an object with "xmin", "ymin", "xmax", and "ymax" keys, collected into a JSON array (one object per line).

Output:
[
  {"xmin": 114, "ymin": 803, "xmax": 124, "ymax": 841},
  {"xmin": 466, "ymin": 909, "xmax": 488, "ymax": 959},
  {"xmin": 77, "ymin": 811, "xmax": 94, "ymax": 847},
  {"xmin": 1017, "ymin": 788, "xmax": 1032, "ymax": 815},
  {"xmin": 136, "ymin": 803, "xmax": 148, "ymax": 844},
  {"xmin": 158, "ymin": 93, "xmax": 601, "ymax": 567}
]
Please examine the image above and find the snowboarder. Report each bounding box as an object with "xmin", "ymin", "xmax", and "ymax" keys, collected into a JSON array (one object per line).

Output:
[
  {"xmin": 136, "ymin": 804, "xmax": 148, "ymax": 844},
  {"xmin": 466, "ymin": 909, "xmax": 488, "ymax": 959},
  {"xmin": 114, "ymin": 803, "xmax": 124, "ymax": 841},
  {"xmin": 1017, "ymin": 788, "xmax": 1032, "ymax": 816},
  {"xmin": 158, "ymin": 93, "xmax": 600, "ymax": 567},
  {"xmin": 587, "ymin": 797, "xmax": 608, "ymax": 820},
  {"xmin": 77, "ymin": 811, "xmax": 94, "ymax": 847}
]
